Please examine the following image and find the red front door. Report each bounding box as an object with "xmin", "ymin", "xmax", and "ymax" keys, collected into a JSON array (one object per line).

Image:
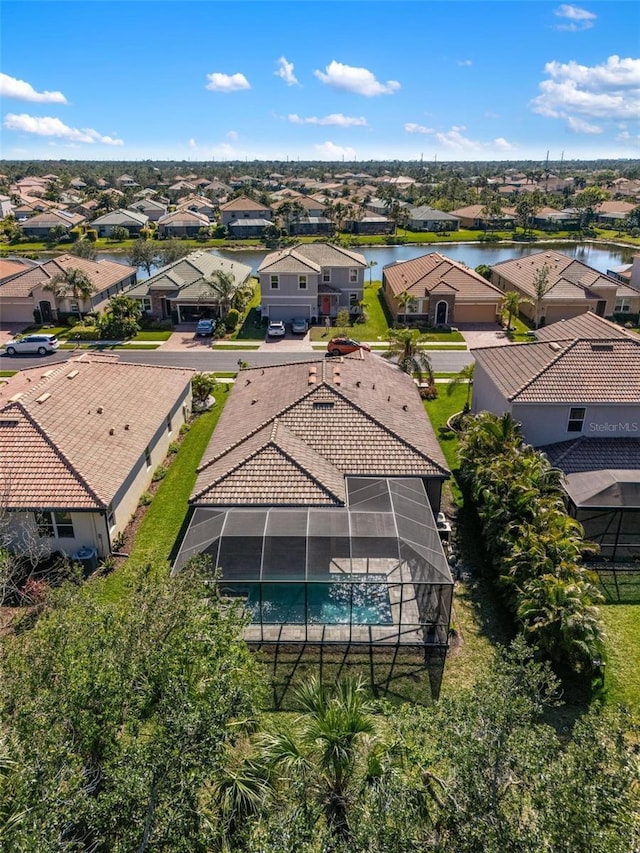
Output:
[{"xmin": 321, "ymin": 295, "xmax": 331, "ymax": 315}]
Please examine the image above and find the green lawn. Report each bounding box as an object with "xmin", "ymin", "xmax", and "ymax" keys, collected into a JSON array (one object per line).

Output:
[
  {"xmin": 93, "ymin": 400, "xmax": 226, "ymax": 605},
  {"xmin": 0, "ymin": 370, "xmax": 17, "ymax": 377},
  {"xmin": 132, "ymin": 330, "xmax": 173, "ymax": 341},
  {"xmin": 423, "ymin": 383, "xmax": 468, "ymax": 506},
  {"xmin": 600, "ymin": 604, "xmax": 640, "ymax": 711}
]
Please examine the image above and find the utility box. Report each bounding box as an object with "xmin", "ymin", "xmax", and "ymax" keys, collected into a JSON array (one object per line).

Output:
[{"xmin": 71, "ymin": 546, "xmax": 98, "ymax": 574}]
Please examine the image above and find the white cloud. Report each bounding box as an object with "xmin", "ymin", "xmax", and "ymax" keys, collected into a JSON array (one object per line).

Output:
[
  {"xmin": 205, "ymin": 72, "xmax": 251, "ymax": 92},
  {"xmin": 188, "ymin": 137, "xmax": 197, "ymax": 148},
  {"xmin": 0, "ymin": 73, "xmax": 68, "ymax": 104},
  {"xmin": 483, "ymin": 110, "xmax": 501, "ymax": 119},
  {"xmin": 404, "ymin": 122, "xmax": 434, "ymax": 134},
  {"xmin": 275, "ymin": 56, "xmax": 298, "ymax": 86},
  {"xmin": 226, "ymin": 130, "xmax": 239, "ymax": 140},
  {"xmin": 314, "ymin": 140, "xmax": 357, "ymax": 159},
  {"xmin": 457, "ymin": 59, "xmax": 473, "ymax": 67},
  {"xmin": 3, "ymin": 113, "xmax": 123, "ymax": 144},
  {"xmin": 431, "ymin": 125, "xmax": 515, "ymax": 153},
  {"xmin": 566, "ymin": 116, "xmax": 602, "ymax": 134},
  {"xmin": 616, "ymin": 129, "xmax": 640, "ymax": 146},
  {"xmin": 531, "ymin": 55, "xmax": 640, "ymax": 127},
  {"xmin": 314, "ymin": 61, "xmax": 400, "ymax": 96},
  {"xmin": 554, "ymin": 4, "xmax": 596, "ymax": 31},
  {"xmin": 288, "ymin": 113, "xmax": 367, "ymax": 127}
]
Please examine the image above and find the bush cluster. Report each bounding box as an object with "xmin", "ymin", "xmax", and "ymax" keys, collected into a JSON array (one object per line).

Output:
[{"xmin": 458, "ymin": 411, "xmax": 605, "ymax": 675}]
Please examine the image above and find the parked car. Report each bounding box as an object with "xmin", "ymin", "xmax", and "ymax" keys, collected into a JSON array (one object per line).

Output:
[
  {"xmin": 5, "ymin": 333, "xmax": 59, "ymax": 356},
  {"xmin": 291, "ymin": 317, "xmax": 309, "ymax": 334},
  {"xmin": 196, "ymin": 319, "xmax": 214, "ymax": 336},
  {"xmin": 326, "ymin": 336, "xmax": 371, "ymax": 356},
  {"xmin": 267, "ymin": 320, "xmax": 286, "ymax": 337}
]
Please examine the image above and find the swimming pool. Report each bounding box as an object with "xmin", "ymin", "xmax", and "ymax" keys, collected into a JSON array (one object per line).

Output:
[{"xmin": 240, "ymin": 575, "xmax": 393, "ymax": 625}]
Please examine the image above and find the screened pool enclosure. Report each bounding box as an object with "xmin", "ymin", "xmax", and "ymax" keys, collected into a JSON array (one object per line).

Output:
[{"xmin": 174, "ymin": 477, "xmax": 454, "ymax": 649}]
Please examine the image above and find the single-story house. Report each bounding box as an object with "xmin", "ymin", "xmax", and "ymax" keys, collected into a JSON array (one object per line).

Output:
[
  {"xmin": 127, "ymin": 250, "xmax": 252, "ymax": 323},
  {"xmin": 531, "ymin": 207, "xmax": 580, "ymax": 229},
  {"xmin": 128, "ymin": 198, "xmax": 168, "ymax": 222},
  {"xmin": 157, "ymin": 210, "xmax": 209, "ymax": 238},
  {"xmin": 0, "ymin": 354, "xmax": 194, "ymax": 558},
  {"xmin": 595, "ymin": 200, "xmax": 636, "ymax": 225},
  {"xmin": 19, "ymin": 210, "xmax": 85, "ymax": 239},
  {"xmin": 91, "ymin": 208, "xmax": 149, "ymax": 238},
  {"xmin": 258, "ymin": 242, "xmax": 366, "ymax": 323},
  {"xmin": 490, "ymin": 250, "xmax": 640, "ymax": 325},
  {"xmin": 407, "ymin": 207, "xmax": 460, "ymax": 232},
  {"xmin": 472, "ymin": 326, "xmax": 640, "ymax": 562},
  {"xmin": 382, "ymin": 252, "xmax": 504, "ymax": 326},
  {"xmin": 227, "ymin": 218, "xmax": 272, "ymax": 239},
  {"xmin": 0, "ymin": 254, "xmax": 137, "ymax": 324},
  {"xmin": 345, "ymin": 215, "xmax": 393, "ymax": 235},
  {"xmin": 173, "ymin": 352, "xmax": 453, "ymax": 652},
  {"xmin": 288, "ymin": 216, "xmax": 334, "ymax": 236},
  {"xmin": 219, "ymin": 196, "xmax": 272, "ymax": 227},
  {"xmin": 450, "ymin": 204, "xmax": 516, "ymax": 230},
  {"xmin": 176, "ymin": 197, "xmax": 217, "ymax": 221}
]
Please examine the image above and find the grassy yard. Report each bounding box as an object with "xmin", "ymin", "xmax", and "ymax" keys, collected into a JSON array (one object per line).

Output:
[{"xmin": 599, "ymin": 604, "xmax": 640, "ymax": 710}]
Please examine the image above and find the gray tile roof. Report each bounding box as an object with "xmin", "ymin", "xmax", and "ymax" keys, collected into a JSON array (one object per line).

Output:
[
  {"xmin": 128, "ymin": 250, "xmax": 252, "ymax": 297},
  {"xmin": 535, "ymin": 312, "xmax": 639, "ymax": 342}
]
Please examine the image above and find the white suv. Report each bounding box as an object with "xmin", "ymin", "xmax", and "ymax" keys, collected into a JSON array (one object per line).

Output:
[{"xmin": 5, "ymin": 333, "xmax": 60, "ymax": 356}]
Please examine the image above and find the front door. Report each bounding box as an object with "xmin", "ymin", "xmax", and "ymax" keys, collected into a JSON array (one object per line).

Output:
[
  {"xmin": 321, "ymin": 295, "xmax": 332, "ymax": 316},
  {"xmin": 436, "ymin": 300, "xmax": 448, "ymax": 325},
  {"xmin": 39, "ymin": 300, "xmax": 53, "ymax": 323}
]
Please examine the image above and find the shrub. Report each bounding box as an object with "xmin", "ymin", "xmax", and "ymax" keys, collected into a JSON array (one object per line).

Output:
[
  {"xmin": 179, "ymin": 422, "xmax": 191, "ymax": 436},
  {"xmin": 224, "ymin": 308, "xmax": 240, "ymax": 331},
  {"xmin": 66, "ymin": 316, "xmax": 79, "ymax": 327},
  {"xmin": 168, "ymin": 440, "xmax": 180, "ymax": 455},
  {"xmin": 85, "ymin": 228, "xmax": 98, "ymax": 242},
  {"xmin": 418, "ymin": 382, "xmax": 438, "ymax": 400},
  {"xmin": 138, "ymin": 491, "xmax": 153, "ymax": 507},
  {"xmin": 152, "ymin": 465, "xmax": 168, "ymax": 483}
]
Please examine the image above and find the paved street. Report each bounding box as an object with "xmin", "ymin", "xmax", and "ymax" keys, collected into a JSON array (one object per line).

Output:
[{"xmin": 0, "ymin": 347, "xmax": 474, "ymax": 374}]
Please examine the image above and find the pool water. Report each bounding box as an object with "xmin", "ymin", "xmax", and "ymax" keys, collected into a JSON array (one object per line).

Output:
[{"xmin": 242, "ymin": 575, "xmax": 393, "ymax": 625}]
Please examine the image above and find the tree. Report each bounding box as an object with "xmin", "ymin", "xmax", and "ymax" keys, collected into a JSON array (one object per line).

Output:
[
  {"xmin": 573, "ymin": 186, "xmax": 608, "ymax": 230},
  {"xmin": 109, "ymin": 225, "xmax": 130, "ymax": 242},
  {"xmin": 395, "ymin": 290, "xmax": 417, "ymax": 325},
  {"xmin": 475, "ymin": 263, "xmax": 492, "ymax": 281},
  {"xmin": 515, "ymin": 192, "xmax": 542, "ymax": 235},
  {"xmin": 383, "ymin": 328, "xmax": 434, "ymax": 386},
  {"xmin": 479, "ymin": 189, "xmax": 503, "ymax": 233},
  {"xmin": 129, "ymin": 239, "xmax": 158, "ymax": 275},
  {"xmin": 206, "ymin": 269, "xmax": 237, "ymax": 317},
  {"xmin": 97, "ymin": 294, "xmax": 142, "ymax": 340},
  {"xmin": 532, "ymin": 263, "xmax": 553, "ymax": 327},
  {"xmin": 156, "ymin": 239, "xmax": 190, "ymax": 267},
  {"xmin": 45, "ymin": 224, "xmax": 68, "ymax": 245},
  {"xmin": 0, "ymin": 561, "xmax": 259, "ymax": 852},
  {"xmin": 501, "ymin": 289, "xmax": 531, "ymax": 332},
  {"xmin": 446, "ymin": 362, "xmax": 475, "ymax": 411},
  {"xmin": 69, "ymin": 237, "xmax": 97, "ymax": 260},
  {"xmin": 260, "ymin": 678, "xmax": 387, "ymax": 843},
  {"xmin": 44, "ymin": 266, "xmax": 95, "ymax": 319},
  {"xmin": 367, "ymin": 259, "xmax": 378, "ymax": 285},
  {"xmin": 192, "ymin": 372, "xmax": 218, "ymax": 404}
]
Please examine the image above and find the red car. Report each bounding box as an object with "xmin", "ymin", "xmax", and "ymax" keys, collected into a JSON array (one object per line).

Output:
[{"xmin": 326, "ymin": 337, "xmax": 371, "ymax": 356}]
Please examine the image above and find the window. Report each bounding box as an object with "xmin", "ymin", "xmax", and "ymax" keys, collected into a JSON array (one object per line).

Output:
[
  {"xmin": 349, "ymin": 269, "xmax": 358, "ymax": 283},
  {"xmin": 322, "ymin": 270, "xmax": 331, "ymax": 283},
  {"xmin": 567, "ymin": 407, "xmax": 586, "ymax": 432},
  {"xmin": 145, "ymin": 446, "xmax": 152, "ymax": 468},
  {"xmin": 270, "ymin": 275, "xmax": 279, "ymax": 289},
  {"xmin": 298, "ymin": 275, "xmax": 307, "ymax": 290},
  {"xmin": 35, "ymin": 511, "xmax": 74, "ymax": 539},
  {"xmin": 167, "ymin": 413, "xmax": 173, "ymax": 434},
  {"xmin": 141, "ymin": 297, "xmax": 152, "ymax": 312},
  {"xmin": 615, "ymin": 296, "xmax": 631, "ymax": 312}
]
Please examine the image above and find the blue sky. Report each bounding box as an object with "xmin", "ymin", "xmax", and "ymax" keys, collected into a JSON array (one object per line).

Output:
[{"xmin": 1, "ymin": 1, "xmax": 638, "ymax": 162}]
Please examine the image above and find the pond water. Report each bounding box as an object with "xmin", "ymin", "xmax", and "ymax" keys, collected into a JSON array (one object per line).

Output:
[{"xmin": 96, "ymin": 240, "xmax": 636, "ymax": 281}]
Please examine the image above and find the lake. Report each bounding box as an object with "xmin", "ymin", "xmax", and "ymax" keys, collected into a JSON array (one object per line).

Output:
[{"xmin": 97, "ymin": 240, "xmax": 637, "ymax": 281}]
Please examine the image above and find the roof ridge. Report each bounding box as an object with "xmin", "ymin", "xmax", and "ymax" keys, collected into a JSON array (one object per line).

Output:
[
  {"xmin": 3, "ymin": 402, "xmax": 104, "ymax": 507},
  {"xmin": 509, "ymin": 339, "xmax": 574, "ymax": 401}
]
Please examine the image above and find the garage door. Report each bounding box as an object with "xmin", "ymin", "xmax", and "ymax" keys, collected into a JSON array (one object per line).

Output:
[
  {"xmin": 268, "ymin": 305, "xmax": 310, "ymax": 322},
  {"xmin": 454, "ymin": 304, "xmax": 500, "ymax": 323}
]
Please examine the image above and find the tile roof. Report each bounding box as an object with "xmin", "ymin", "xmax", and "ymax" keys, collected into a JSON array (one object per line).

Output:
[
  {"xmin": 158, "ymin": 210, "xmax": 209, "ymax": 226},
  {"xmin": 491, "ymin": 250, "xmax": 622, "ymax": 301},
  {"xmin": 473, "ymin": 337, "xmax": 640, "ymax": 403},
  {"xmin": 91, "ymin": 208, "xmax": 149, "ymax": 226},
  {"xmin": 409, "ymin": 206, "xmax": 460, "ymax": 221},
  {"xmin": 535, "ymin": 312, "xmax": 639, "ymax": 342},
  {"xmin": 258, "ymin": 243, "xmax": 366, "ymax": 273},
  {"xmin": 384, "ymin": 252, "xmax": 503, "ymax": 301},
  {"xmin": 0, "ymin": 254, "xmax": 136, "ymax": 299},
  {"xmin": 219, "ymin": 195, "xmax": 271, "ymax": 212},
  {"xmin": 193, "ymin": 352, "xmax": 449, "ymax": 507},
  {"xmin": 0, "ymin": 355, "xmax": 194, "ymax": 508},
  {"xmin": 128, "ymin": 250, "xmax": 252, "ymax": 297}
]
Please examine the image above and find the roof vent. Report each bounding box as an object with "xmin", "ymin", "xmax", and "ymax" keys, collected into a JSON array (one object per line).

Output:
[
  {"xmin": 592, "ymin": 342, "xmax": 614, "ymax": 351},
  {"xmin": 66, "ymin": 370, "xmax": 79, "ymax": 379},
  {"xmin": 97, "ymin": 406, "xmax": 104, "ymax": 414},
  {"xmin": 41, "ymin": 370, "xmax": 54, "ymax": 378},
  {"xmin": 124, "ymin": 423, "xmax": 130, "ymax": 430},
  {"xmin": 8, "ymin": 393, "xmax": 23, "ymax": 402},
  {"xmin": 548, "ymin": 342, "xmax": 562, "ymax": 352},
  {"xmin": 35, "ymin": 392, "xmax": 50, "ymax": 404},
  {"xmin": 403, "ymin": 404, "xmax": 408, "ymax": 411},
  {"xmin": 109, "ymin": 427, "xmax": 115, "ymax": 435}
]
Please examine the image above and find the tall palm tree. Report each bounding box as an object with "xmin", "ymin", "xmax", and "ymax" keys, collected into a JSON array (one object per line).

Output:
[
  {"xmin": 206, "ymin": 269, "xmax": 237, "ymax": 317},
  {"xmin": 260, "ymin": 677, "xmax": 386, "ymax": 843},
  {"xmin": 395, "ymin": 290, "xmax": 416, "ymax": 326},
  {"xmin": 501, "ymin": 290, "xmax": 531, "ymax": 333},
  {"xmin": 383, "ymin": 328, "xmax": 434, "ymax": 385},
  {"xmin": 44, "ymin": 267, "xmax": 95, "ymax": 319},
  {"xmin": 446, "ymin": 362, "xmax": 475, "ymax": 411}
]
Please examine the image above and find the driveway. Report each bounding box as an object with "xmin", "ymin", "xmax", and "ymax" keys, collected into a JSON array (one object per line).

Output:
[
  {"xmin": 457, "ymin": 323, "xmax": 512, "ymax": 350},
  {"xmin": 0, "ymin": 323, "xmax": 28, "ymax": 348}
]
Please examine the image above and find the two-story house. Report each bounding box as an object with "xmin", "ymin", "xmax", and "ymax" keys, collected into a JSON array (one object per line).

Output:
[
  {"xmin": 257, "ymin": 243, "xmax": 367, "ymax": 324},
  {"xmin": 219, "ymin": 195, "xmax": 272, "ymax": 239},
  {"xmin": 472, "ymin": 316, "xmax": 640, "ymax": 561}
]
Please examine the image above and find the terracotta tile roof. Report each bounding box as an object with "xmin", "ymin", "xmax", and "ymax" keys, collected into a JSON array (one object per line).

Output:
[
  {"xmin": 384, "ymin": 252, "xmax": 503, "ymax": 301},
  {"xmin": 219, "ymin": 195, "xmax": 271, "ymax": 212},
  {"xmin": 0, "ymin": 258, "xmax": 33, "ymax": 283},
  {"xmin": 0, "ymin": 355, "xmax": 194, "ymax": 508},
  {"xmin": 0, "ymin": 254, "xmax": 135, "ymax": 299},
  {"xmin": 450, "ymin": 204, "xmax": 516, "ymax": 219},
  {"xmin": 258, "ymin": 248, "xmax": 322, "ymax": 274},
  {"xmin": 158, "ymin": 210, "xmax": 209, "ymax": 226},
  {"xmin": 473, "ymin": 338, "xmax": 640, "ymax": 403},
  {"xmin": 491, "ymin": 250, "xmax": 622, "ymax": 301},
  {"xmin": 194, "ymin": 352, "xmax": 448, "ymax": 506},
  {"xmin": 19, "ymin": 210, "xmax": 85, "ymax": 229},
  {"xmin": 535, "ymin": 312, "xmax": 639, "ymax": 342}
]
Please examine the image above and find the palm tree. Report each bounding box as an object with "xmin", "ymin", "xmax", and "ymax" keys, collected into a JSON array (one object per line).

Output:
[
  {"xmin": 367, "ymin": 259, "xmax": 378, "ymax": 285},
  {"xmin": 260, "ymin": 677, "xmax": 386, "ymax": 843},
  {"xmin": 501, "ymin": 290, "xmax": 532, "ymax": 334},
  {"xmin": 206, "ymin": 269, "xmax": 237, "ymax": 317},
  {"xmin": 383, "ymin": 328, "xmax": 434, "ymax": 385},
  {"xmin": 446, "ymin": 362, "xmax": 475, "ymax": 411},
  {"xmin": 44, "ymin": 267, "xmax": 95, "ymax": 320},
  {"xmin": 395, "ymin": 290, "xmax": 416, "ymax": 326}
]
